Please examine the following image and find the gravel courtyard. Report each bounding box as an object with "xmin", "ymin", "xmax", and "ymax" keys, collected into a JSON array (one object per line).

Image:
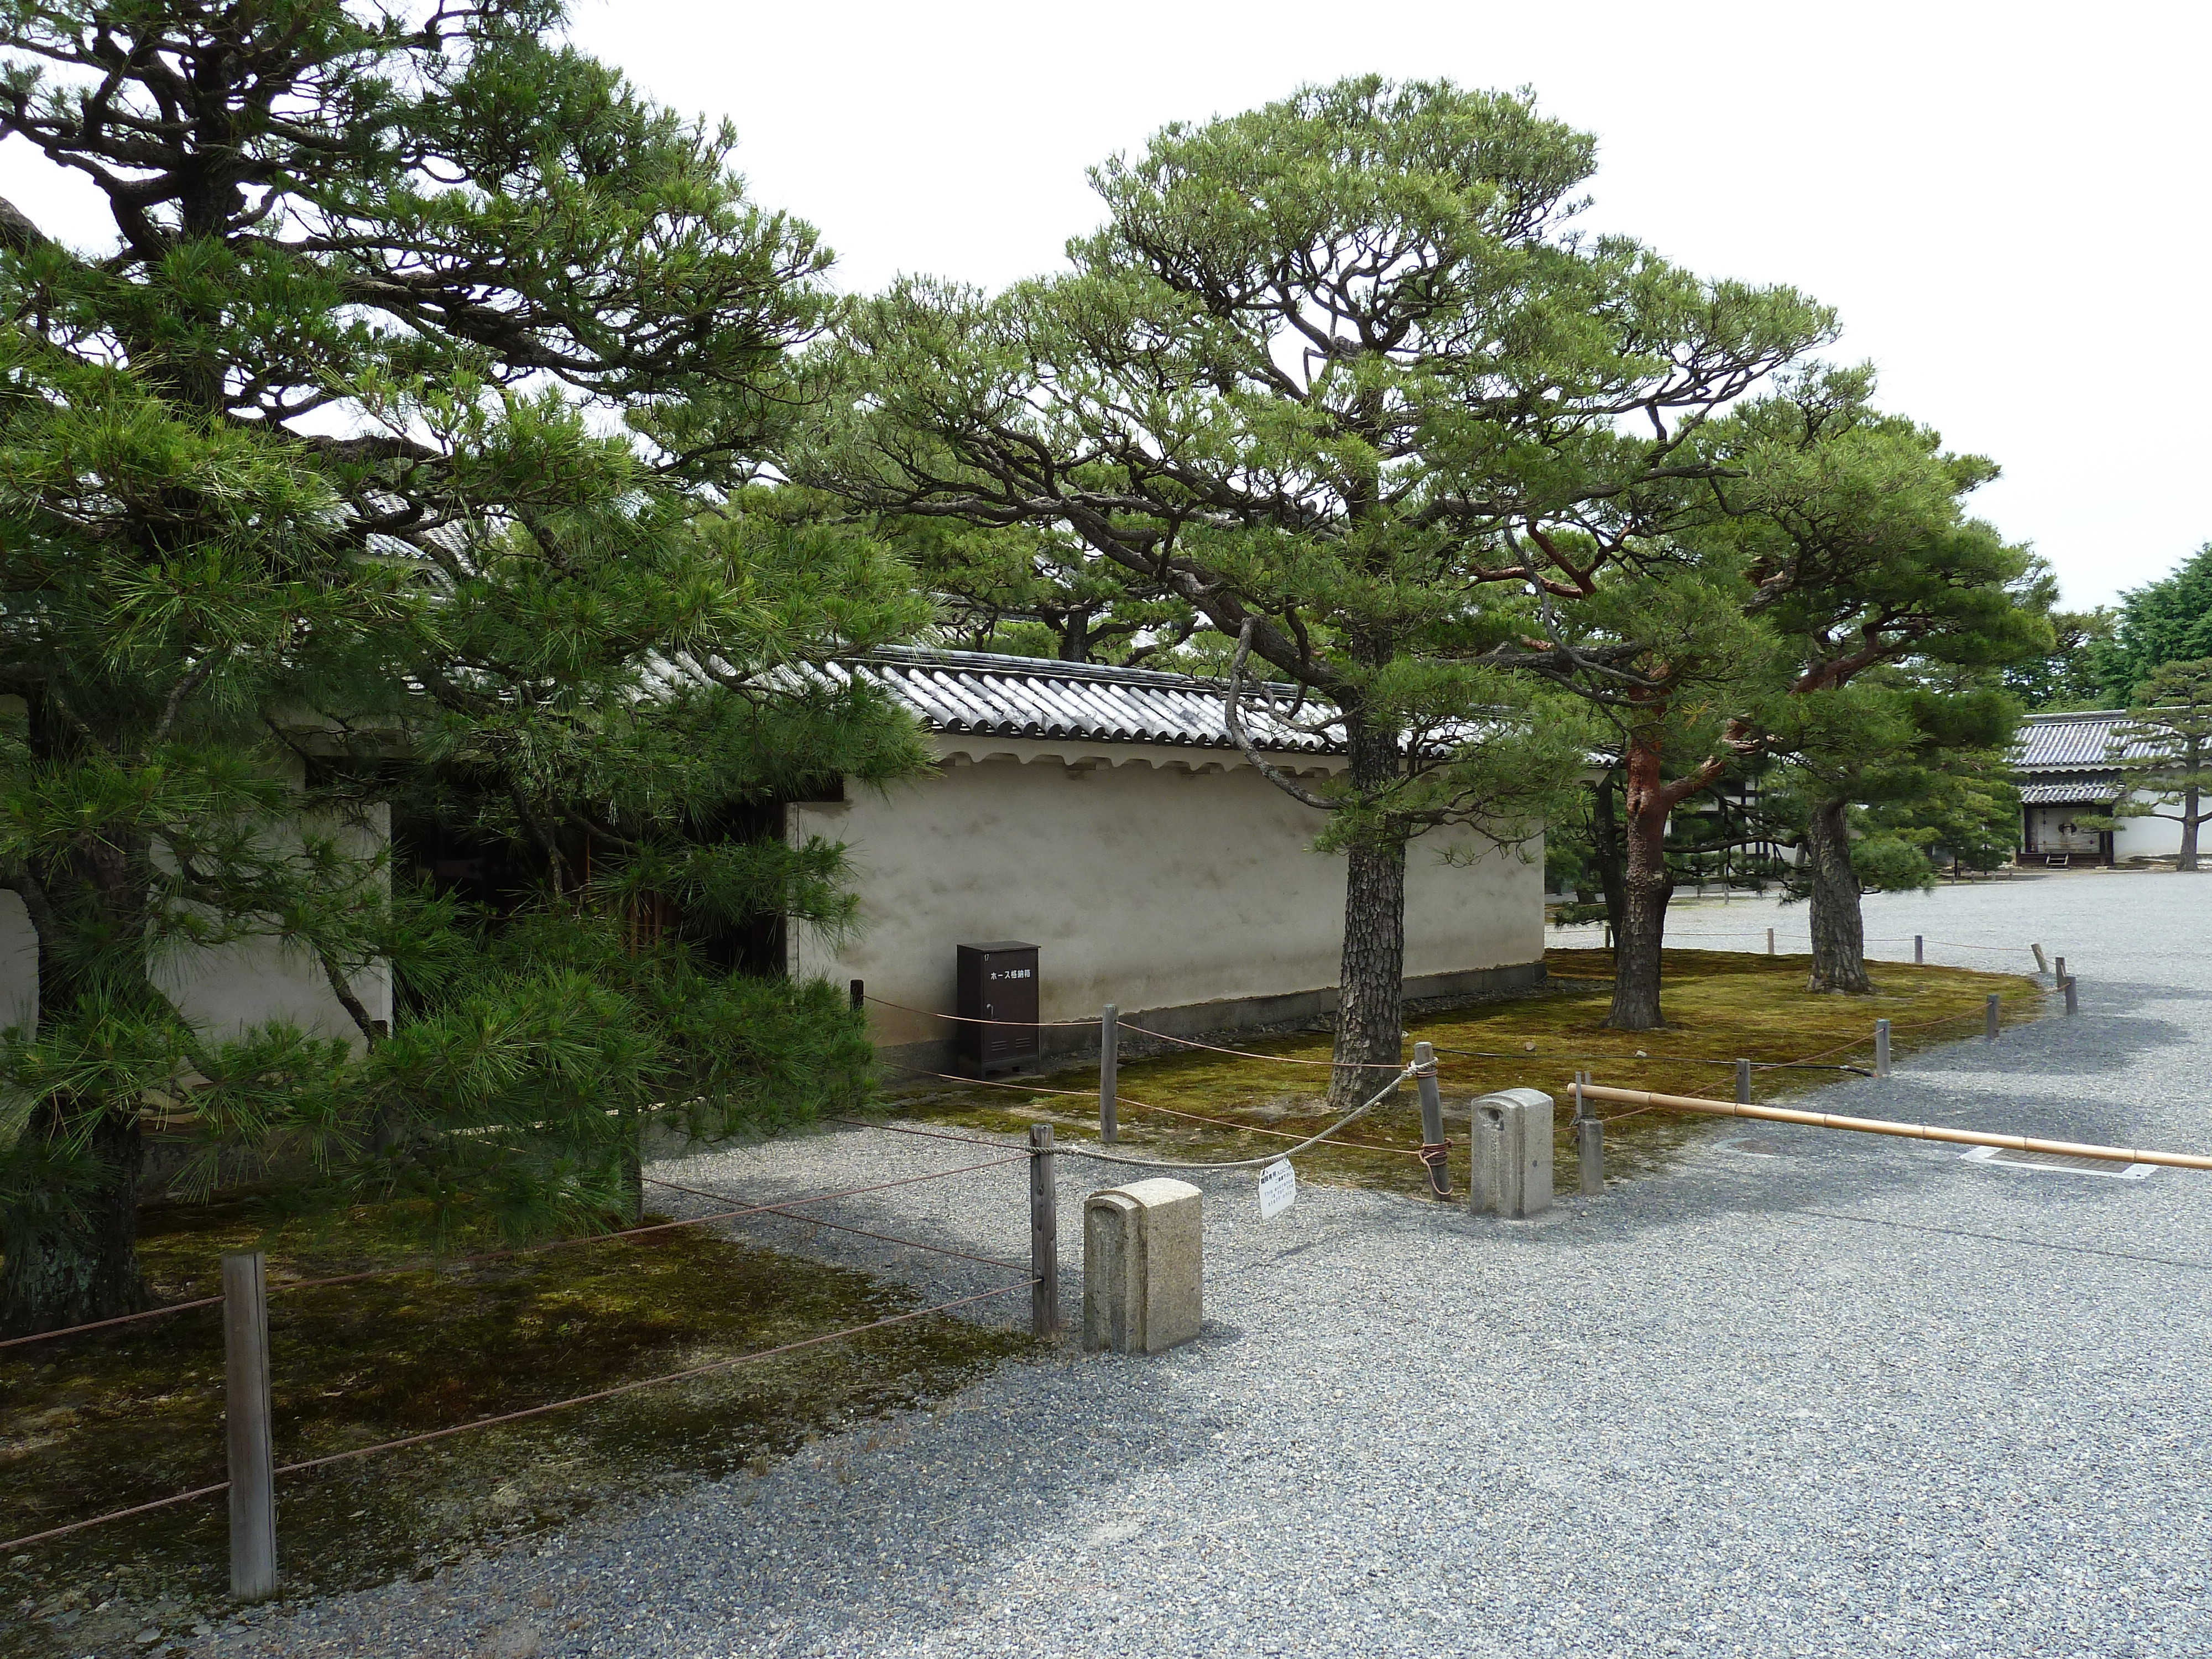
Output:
[{"xmin": 196, "ymin": 870, "xmax": 2209, "ymax": 1658}]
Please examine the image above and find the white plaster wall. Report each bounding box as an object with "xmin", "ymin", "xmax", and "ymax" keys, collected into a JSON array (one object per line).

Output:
[
  {"xmin": 2112, "ymin": 794, "xmax": 2187, "ymax": 858},
  {"xmin": 791, "ymin": 741, "xmax": 1544, "ymax": 1051},
  {"xmin": 0, "ymin": 804, "xmax": 393, "ymax": 1051}
]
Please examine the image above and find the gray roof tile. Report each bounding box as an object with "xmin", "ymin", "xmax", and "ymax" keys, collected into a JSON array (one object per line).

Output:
[
  {"xmin": 2014, "ymin": 711, "xmax": 2167, "ymax": 771},
  {"xmin": 847, "ymin": 646, "xmax": 1338, "ymax": 754}
]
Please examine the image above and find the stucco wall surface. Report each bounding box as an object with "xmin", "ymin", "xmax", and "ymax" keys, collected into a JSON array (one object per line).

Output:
[
  {"xmin": 791, "ymin": 741, "xmax": 1543, "ymax": 1057},
  {"xmin": 2112, "ymin": 800, "xmax": 2187, "ymax": 858},
  {"xmin": 0, "ymin": 804, "xmax": 392, "ymax": 1048}
]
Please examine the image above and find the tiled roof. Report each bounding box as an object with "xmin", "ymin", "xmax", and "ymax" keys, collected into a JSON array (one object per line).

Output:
[
  {"xmin": 842, "ymin": 646, "xmax": 1339, "ymax": 754},
  {"xmin": 2020, "ymin": 779, "xmax": 2122, "ymax": 806},
  {"xmin": 2015, "ymin": 711, "xmax": 2166, "ymax": 771}
]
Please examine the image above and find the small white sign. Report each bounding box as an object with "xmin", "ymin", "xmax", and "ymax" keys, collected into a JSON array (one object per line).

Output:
[{"xmin": 1258, "ymin": 1158, "xmax": 1296, "ymax": 1219}]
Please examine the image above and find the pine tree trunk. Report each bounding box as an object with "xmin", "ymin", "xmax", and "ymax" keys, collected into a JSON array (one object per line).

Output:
[
  {"xmin": 1803, "ymin": 796, "xmax": 1874, "ymax": 994},
  {"xmin": 2182, "ymin": 780, "xmax": 2201, "ymax": 872},
  {"xmin": 1329, "ymin": 714, "xmax": 1409, "ymax": 1109},
  {"xmin": 1605, "ymin": 737, "xmax": 1674, "ymax": 1031},
  {"xmin": 1, "ymin": 1100, "xmax": 150, "ymax": 1337}
]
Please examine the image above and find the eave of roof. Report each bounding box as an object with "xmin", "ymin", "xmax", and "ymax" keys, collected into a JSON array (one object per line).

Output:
[{"xmin": 843, "ymin": 645, "xmax": 1340, "ymax": 755}]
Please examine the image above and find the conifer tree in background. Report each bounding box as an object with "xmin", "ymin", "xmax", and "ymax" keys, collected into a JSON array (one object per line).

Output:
[
  {"xmin": 804, "ymin": 77, "xmax": 1834, "ymax": 1097},
  {"xmin": 0, "ymin": 0, "xmax": 927, "ymax": 1337},
  {"xmin": 2089, "ymin": 659, "xmax": 2212, "ymax": 870},
  {"xmin": 2092, "ymin": 546, "xmax": 2212, "ymax": 704}
]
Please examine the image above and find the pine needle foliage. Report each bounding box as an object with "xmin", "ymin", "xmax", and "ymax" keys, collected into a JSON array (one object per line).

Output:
[{"xmin": 0, "ymin": 0, "xmax": 930, "ymax": 1335}]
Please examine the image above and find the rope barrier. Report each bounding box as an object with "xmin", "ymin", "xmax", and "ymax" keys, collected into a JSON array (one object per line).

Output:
[
  {"xmin": 640, "ymin": 1175, "xmax": 1031, "ymax": 1274},
  {"xmin": 1047, "ymin": 1065, "xmax": 1418, "ymax": 1172},
  {"xmin": 883, "ymin": 1065, "xmax": 1423, "ymax": 1157},
  {"xmin": 0, "ymin": 1295, "xmax": 222, "ymax": 1353},
  {"xmin": 0, "ymin": 1161, "xmax": 1026, "ymax": 1355},
  {"xmin": 1114, "ymin": 1024, "xmax": 1406, "ymax": 1070},
  {"xmin": 0, "ymin": 1282, "xmax": 1034, "ymax": 1554},
  {"xmin": 862, "ymin": 995, "xmax": 1094, "ymax": 1027}
]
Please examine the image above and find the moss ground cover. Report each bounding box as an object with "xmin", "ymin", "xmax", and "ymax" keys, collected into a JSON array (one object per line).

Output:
[
  {"xmin": 881, "ymin": 948, "xmax": 2045, "ymax": 1196},
  {"xmin": 2, "ymin": 1199, "xmax": 1032, "ymax": 1656}
]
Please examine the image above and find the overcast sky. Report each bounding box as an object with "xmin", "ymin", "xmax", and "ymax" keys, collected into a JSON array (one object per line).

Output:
[
  {"xmin": 4, "ymin": 1, "xmax": 2202, "ymax": 609},
  {"xmin": 564, "ymin": 0, "xmax": 2209, "ymax": 612}
]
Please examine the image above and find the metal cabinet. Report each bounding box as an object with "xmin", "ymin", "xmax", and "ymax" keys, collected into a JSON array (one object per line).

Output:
[{"xmin": 955, "ymin": 942, "xmax": 1040, "ymax": 1077}]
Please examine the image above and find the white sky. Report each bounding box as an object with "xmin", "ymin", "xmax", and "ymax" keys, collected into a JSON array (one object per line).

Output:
[{"xmin": 4, "ymin": 0, "xmax": 2203, "ymax": 609}]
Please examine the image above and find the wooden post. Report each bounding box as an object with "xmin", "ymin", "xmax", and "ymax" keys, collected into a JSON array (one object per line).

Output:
[
  {"xmin": 1914, "ymin": 934, "xmax": 1924, "ymax": 964},
  {"xmin": 1029, "ymin": 1124, "xmax": 1058, "ymax": 1338},
  {"xmin": 1412, "ymin": 1040, "xmax": 1448, "ymax": 1199},
  {"xmin": 1766, "ymin": 927, "xmax": 1775, "ymax": 956},
  {"xmin": 2054, "ymin": 955, "xmax": 2066, "ymax": 988},
  {"xmin": 1985, "ymin": 993, "xmax": 2001, "ymax": 1042},
  {"xmin": 1575, "ymin": 1075, "xmax": 1603, "ymax": 1195},
  {"xmin": 1734, "ymin": 1058, "xmax": 1751, "ymax": 1104},
  {"xmin": 1098, "ymin": 1004, "xmax": 1118, "ymax": 1145},
  {"xmin": 1875, "ymin": 1019, "xmax": 1891, "ymax": 1078},
  {"xmin": 2064, "ymin": 975, "xmax": 2079, "ymax": 1016},
  {"xmin": 223, "ymin": 1251, "xmax": 278, "ymax": 1601},
  {"xmin": 849, "ymin": 978, "xmax": 864, "ymax": 1011},
  {"xmin": 2031, "ymin": 944, "xmax": 2049, "ymax": 975}
]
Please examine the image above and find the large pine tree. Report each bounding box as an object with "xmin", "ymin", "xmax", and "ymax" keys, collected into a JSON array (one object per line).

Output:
[{"xmin": 0, "ymin": 0, "xmax": 926, "ymax": 1335}]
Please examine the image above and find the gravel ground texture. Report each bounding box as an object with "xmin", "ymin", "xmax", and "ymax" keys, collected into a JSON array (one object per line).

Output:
[{"xmin": 181, "ymin": 869, "xmax": 2209, "ymax": 1658}]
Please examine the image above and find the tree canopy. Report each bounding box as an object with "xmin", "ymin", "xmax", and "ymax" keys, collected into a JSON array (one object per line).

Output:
[
  {"xmin": 799, "ymin": 76, "xmax": 1837, "ymax": 1086},
  {"xmin": 0, "ymin": 0, "xmax": 925, "ymax": 1335}
]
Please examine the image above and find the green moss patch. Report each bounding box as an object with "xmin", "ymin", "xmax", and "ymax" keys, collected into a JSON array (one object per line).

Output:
[
  {"xmin": 2, "ymin": 1199, "xmax": 1032, "ymax": 1656},
  {"xmin": 882, "ymin": 948, "xmax": 2044, "ymax": 1194}
]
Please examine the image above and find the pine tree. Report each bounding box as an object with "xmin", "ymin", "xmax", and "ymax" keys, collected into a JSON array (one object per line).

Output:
[
  {"xmin": 0, "ymin": 0, "xmax": 927, "ymax": 1335},
  {"xmin": 2093, "ymin": 659, "xmax": 2212, "ymax": 870},
  {"xmin": 803, "ymin": 78, "xmax": 1831, "ymax": 1093}
]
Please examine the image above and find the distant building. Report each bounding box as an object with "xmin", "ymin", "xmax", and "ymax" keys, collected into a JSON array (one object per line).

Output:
[
  {"xmin": 799, "ymin": 648, "xmax": 1546, "ymax": 1076},
  {"xmin": 2013, "ymin": 711, "xmax": 2183, "ymax": 867}
]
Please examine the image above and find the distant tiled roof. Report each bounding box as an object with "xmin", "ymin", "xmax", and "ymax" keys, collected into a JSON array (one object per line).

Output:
[
  {"xmin": 2015, "ymin": 711, "xmax": 2166, "ymax": 771},
  {"xmin": 842, "ymin": 646, "xmax": 1338, "ymax": 754},
  {"xmin": 2020, "ymin": 779, "xmax": 2121, "ymax": 806}
]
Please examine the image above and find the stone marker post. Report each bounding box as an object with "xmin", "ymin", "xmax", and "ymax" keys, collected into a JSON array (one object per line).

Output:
[
  {"xmin": 1470, "ymin": 1089, "xmax": 1554, "ymax": 1219},
  {"xmin": 1083, "ymin": 1180, "xmax": 1202, "ymax": 1354}
]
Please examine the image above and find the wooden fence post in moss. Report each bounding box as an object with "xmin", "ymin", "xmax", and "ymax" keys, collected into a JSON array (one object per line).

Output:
[
  {"xmin": 1029, "ymin": 1124, "xmax": 1059, "ymax": 1337},
  {"xmin": 223, "ymin": 1251, "xmax": 278, "ymax": 1601}
]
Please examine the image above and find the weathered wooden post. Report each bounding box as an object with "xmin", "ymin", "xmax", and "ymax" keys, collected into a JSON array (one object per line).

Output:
[
  {"xmin": 1412, "ymin": 1041, "xmax": 1449, "ymax": 1199},
  {"xmin": 1914, "ymin": 935, "xmax": 1924, "ymax": 964},
  {"xmin": 2064, "ymin": 975, "xmax": 2079, "ymax": 1016},
  {"xmin": 223, "ymin": 1251, "xmax": 278, "ymax": 1601},
  {"xmin": 1573, "ymin": 1071, "xmax": 1603, "ymax": 1197},
  {"xmin": 1875, "ymin": 1019, "xmax": 1891, "ymax": 1078},
  {"xmin": 1766, "ymin": 927, "xmax": 1776, "ymax": 956},
  {"xmin": 2032, "ymin": 944, "xmax": 2049, "ymax": 975},
  {"xmin": 2054, "ymin": 954, "xmax": 2066, "ymax": 987},
  {"xmin": 1029, "ymin": 1124, "xmax": 1058, "ymax": 1337},
  {"xmin": 849, "ymin": 978, "xmax": 864, "ymax": 1011},
  {"xmin": 1734, "ymin": 1058, "xmax": 1751, "ymax": 1104},
  {"xmin": 1098, "ymin": 1004, "xmax": 1119, "ymax": 1146},
  {"xmin": 1984, "ymin": 993, "xmax": 2001, "ymax": 1042}
]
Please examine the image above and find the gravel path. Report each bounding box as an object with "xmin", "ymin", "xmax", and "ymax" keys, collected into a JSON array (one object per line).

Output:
[{"xmin": 190, "ymin": 870, "xmax": 2209, "ymax": 1658}]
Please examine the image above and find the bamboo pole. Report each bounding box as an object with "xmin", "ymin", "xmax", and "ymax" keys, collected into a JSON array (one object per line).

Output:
[{"xmin": 1578, "ymin": 1083, "xmax": 2212, "ymax": 1170}]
